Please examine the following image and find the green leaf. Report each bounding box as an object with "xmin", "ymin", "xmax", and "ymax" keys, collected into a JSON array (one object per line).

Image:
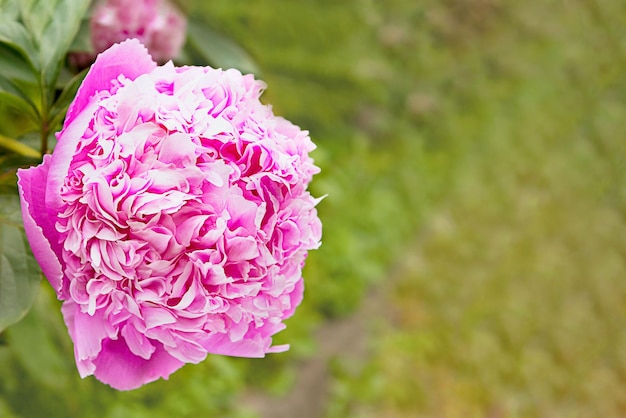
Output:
[
  {"xmin": 0, "ymin": 16, "xmax": 37, "ymax": 72},
  {"xmin": 18, "ymin": 0, "xmax": 55, "ymax": 45},
  {"xmin": 0, "ymin": 161, "xmax": 31, "ymax": 188},
  {"xmin": 16, "ymin": 0, "xmax": 91, "ymax": 104},
  {"xmin": 0, "ymin": 42, "xmax": 37, "ymax": 84},
  {"xmin": 0, "ymin": 134, "xmax": 40, "ymax": 159},
  {"xmin": 0, "ymin": 0, "xmax": 20, "ymax": 20},
  {"xmin": 186, "ymin": 20, "xmax": 260, "ymax": 75},
  {"xmin": 68, "ymin": 16, "xmax": 93, "ymax": 53},
  {"xmin": 0, "ymin": 73, "xmax": 40, "ymax": 122},
  {"xmin": 6, "ymin": 286, "xmax": 70, "ymax": 389},
  {"xmin": 0, "ymin": 191, "xmax": 42, "ymax": 332},
  {"xmin": 0, "ymin": 136, "xmax": 43, "ymax": 186}
]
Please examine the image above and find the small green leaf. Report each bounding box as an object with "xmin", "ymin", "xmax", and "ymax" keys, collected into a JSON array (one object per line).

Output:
[
  {"xmin": 0, "ymin": 91, "xmax": 37, "ymax": 121},
  {"xmin": 0, "ymin": 16, "xmax": 37, "ymax": 72},
  {"xmin": 0, "ymin": 191, "xmax": 42, "ymax": 332},
  {"xmin": 186, "ymin": 20, "xmax": 260, "ymax": 75},
  {"xmin": 32, "ymin": 0, "xmax": 91, "ymax": 88}
]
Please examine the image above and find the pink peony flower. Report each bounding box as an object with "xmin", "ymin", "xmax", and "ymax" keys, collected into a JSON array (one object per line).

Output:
[
  {"xmin": 17, "ymin": 39, "xmax": 321, "ymax": 391},
  {"xmin": 91, "ymin": 0, "xmax": 187, "ymax": 63}
]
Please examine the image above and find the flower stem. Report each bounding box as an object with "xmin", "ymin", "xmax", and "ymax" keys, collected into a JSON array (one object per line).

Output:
[
  {"xmin": 39, "ymin": 81, "xmax": 50, "ymax": 156},
  {"xmin": 40, "ymin": 121, "xmax": 49, "ymax": 156}
]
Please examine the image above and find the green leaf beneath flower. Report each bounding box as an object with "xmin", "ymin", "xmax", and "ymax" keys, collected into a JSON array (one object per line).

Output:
[
  {"xmin": 0, "ymin": 191, "xmax": 41, "ymax": 332},
  {"xmin": 5, "ymin": 286, "xmax": 70, "ymax": 389}
]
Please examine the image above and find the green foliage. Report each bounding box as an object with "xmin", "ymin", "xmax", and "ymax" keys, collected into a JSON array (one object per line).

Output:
[
  {"xmin": 0, "ymin": 43, "xmax": 36, "ymax": 84},
  {"xmin": 0, "ymin": 0, "xmax": 90, "ymax": 159},
  {"xmin": 0, "ymin": 85, "xmax": 37, "ymax": 125},
  {"xmin": 0, "ymin": 192, "xmax": 41, "ymax": 332},
  {"xmin": 0, "ymin": 14, "xmax": 37, "ymax": 70},
  {"xmin": 0, "ymin": 135, "xmax": 39, "ymax": 159},
  {"xmin": 14, "ymin": 0, "xmax": 90, "ymax": 93}
]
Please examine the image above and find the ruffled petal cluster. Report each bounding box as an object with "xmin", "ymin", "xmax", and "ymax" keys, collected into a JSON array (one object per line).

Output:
[
  {"xmin": 91, "ymin": 0, "xmax": 186, "ymax": 62},
  {"xmin": 17, "ymin": 40, "xmax": 321, "ymax": 390}
]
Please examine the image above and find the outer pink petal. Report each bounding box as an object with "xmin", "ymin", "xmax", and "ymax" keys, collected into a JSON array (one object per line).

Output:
[
  {"xmin": 62, "ymin": 302, "xmax": 111, "ymax": 369},
  {"xmin": 46, "ymin": 39, "xmax": 157, "ymax": 214},
  {"xmin": 16, "ymin": 155, "xmax": 64, "ymax": 293},
  {"xmin": 284, "ymin": 278, "xmax": 304, "ymax": 318},
  {"xmin": 91, "ymin": 338, "xmax": 184, "ymax": 391},
  {"xmin": 65, "ymin": 39, "xmax": 156, "ymax": 129},
  {"xmin": 45, "ymin": 99, "xmax": 101, "ymax": 217}
]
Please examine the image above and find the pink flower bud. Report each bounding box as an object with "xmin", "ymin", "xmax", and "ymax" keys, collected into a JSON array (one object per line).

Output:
[{"xmin": 91, "ymin": 0, "xmax": 187, "ymax": 62}]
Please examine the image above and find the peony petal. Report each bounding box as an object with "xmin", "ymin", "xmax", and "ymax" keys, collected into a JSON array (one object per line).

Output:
[
  {"xmin": 91, "ymin": 338, "xmax": 184, "ymax": 390},
  {"xmin": 65, "ymin": 39, "xmax": 156, "ymax": 129},
  {"xmin": 226, "ymin": 236, "xmax": 259, "ymax": 262},
  {"xmin": 283, "ymin": 278, "xmax": 304, "ymax": 318},
  {"xmin": 158, "ymin": 132, "xmax": 196, "ymax": 166},
  {"xmin": 122, "ymin": 322, "xmax": 156, "ymax": 360},
  {"xmin": 45, "ymin": 98, "xmax": 100, "ymax": 215},
  {"xmin": 61, "ymin": 302, "xmax": 111, "ymax": 376},
  {"xmin": 164, "ymin": 334, "xmax": 208, "ymax": 363},
  {"xmin": 17, "ymin": 156, "xmax": 64, "ymax": 293},
  {"xmin": 142, "ymin": 305, "xmax": 177, "ymax": 329},
  {"xmin": 267, "ymin": 344, "xmax": 289, "ymax": 353},
  {"xmin": 202, "ymin": 332, "xmax": 265, "ymax": 358}
]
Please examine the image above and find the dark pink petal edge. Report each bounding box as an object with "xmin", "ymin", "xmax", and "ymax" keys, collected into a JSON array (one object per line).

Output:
[{"xmin": 17, "ymin": 156, "xmax": 64, "ymax": 293}]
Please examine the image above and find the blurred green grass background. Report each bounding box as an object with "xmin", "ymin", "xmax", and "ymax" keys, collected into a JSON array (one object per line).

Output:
[{"xmin": 1, "ymin": 0, "xmax": 625, "ymax": 417}]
